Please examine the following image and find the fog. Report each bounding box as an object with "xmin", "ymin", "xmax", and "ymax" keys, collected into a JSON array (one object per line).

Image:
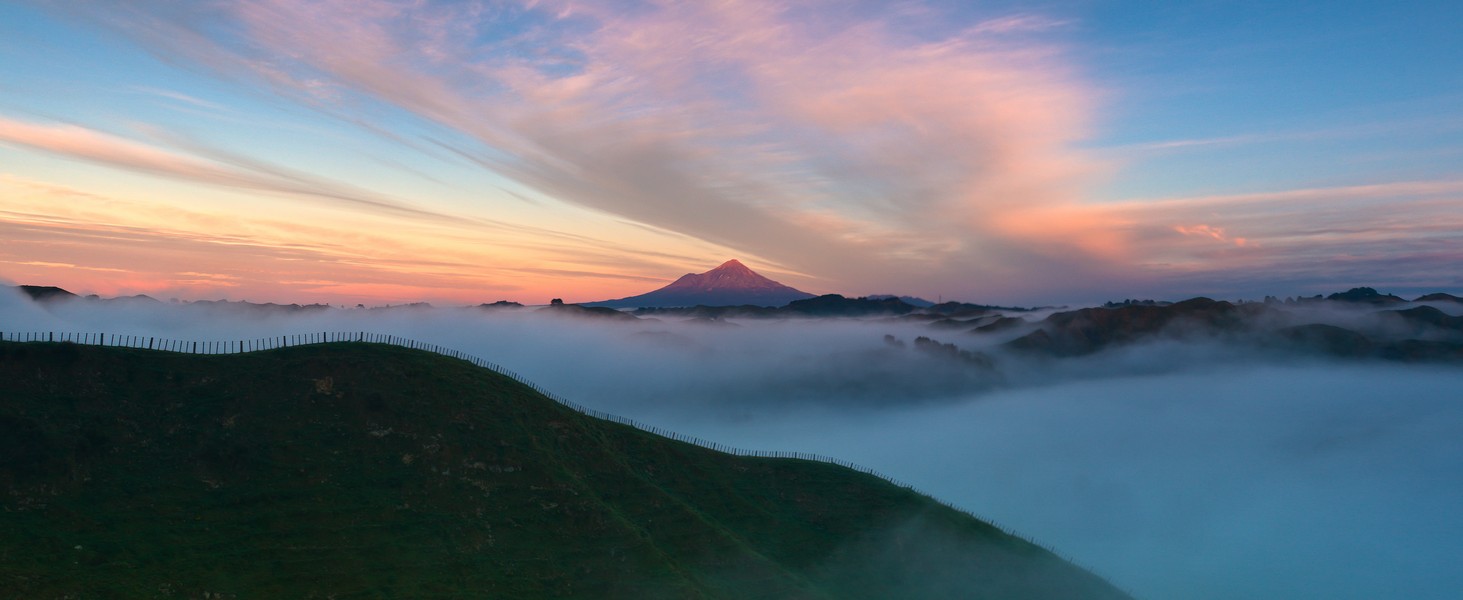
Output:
[{"xmin": 5, "ymin": 290, "xmax": 1463, "ymax": 599}]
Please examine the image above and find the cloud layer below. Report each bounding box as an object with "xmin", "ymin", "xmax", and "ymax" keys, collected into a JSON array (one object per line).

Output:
[{"xmin": 6, "ymin": 294, "xmax": 1463, "ymax": 599}]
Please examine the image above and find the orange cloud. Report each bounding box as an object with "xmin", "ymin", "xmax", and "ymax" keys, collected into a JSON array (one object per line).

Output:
[
  {"xmin": 0, "ymin": 117, "xmax": 456, "ymax": 223},
  {"xmin": 51, "ymin": 0, "xmax": 1114, "ymax": 301},
  {"xmin": 989, "ymin": 204, "xmax": 1133, "ymax": 260},
  {"xmin": 1174, "ymin": 224, "xmax": 1249, "ymax": 247}
]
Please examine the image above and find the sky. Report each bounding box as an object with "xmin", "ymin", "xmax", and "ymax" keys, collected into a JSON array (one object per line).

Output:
[{"xmin": 1, "ymin": 0, "xmax": 1461, "ymax": 306}]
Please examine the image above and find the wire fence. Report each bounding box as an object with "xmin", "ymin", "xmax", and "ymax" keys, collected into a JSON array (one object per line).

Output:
[{"xmin": 0, "ymin": 329, "xmax": 1132, "ymax": 596}]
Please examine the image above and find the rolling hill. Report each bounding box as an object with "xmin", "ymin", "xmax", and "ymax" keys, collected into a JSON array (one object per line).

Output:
[{"xmin": 0, "ymin": 340, "xmax": 1130, "ymax": 599}]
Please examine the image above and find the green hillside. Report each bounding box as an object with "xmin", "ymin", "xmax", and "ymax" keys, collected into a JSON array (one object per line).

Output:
[{"xmin": 0, "ymin": 341, "xmax": 1130, "ymax": 599}]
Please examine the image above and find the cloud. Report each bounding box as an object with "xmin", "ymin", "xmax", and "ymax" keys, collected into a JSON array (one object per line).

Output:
[
  {"xmin": 128, "ymin": 85, "xmax": 229, "ymax": 111},
  {"xmin": 4, "ymin": 296, "xmax": 1463, "ymax": 600},
  {"xmin": 42, "ymin": 0, "xmax": 1115, "ymax": 302},
  {"xmin": 964, "ymin": 14, "xmax": 1073, "ymax": 35},
  {"xmin": 0, "ymin": 116, "xmax": 456, "ymax": 222},
  {"xmin": 1174, "ymin": 224, "xmax": 1248, "ymax": 247},
  {"xmin": 0, "ymin": 175, "xmax": 701, "ymax": 304},
  {"xmin": 1104, "ymin": 180, "xmax": 1463, "ymax": 296},
  {"xmin": 24, "ymin": 1, "xmax": 1460, "ymax": 304}
]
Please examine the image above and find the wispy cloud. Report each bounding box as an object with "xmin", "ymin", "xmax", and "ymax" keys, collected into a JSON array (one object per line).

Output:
[
  {"xmin": 1174, "ymin": 224, "xmax": 1248, "ymax": 247},
  {"xmin": 128, "ymin": 85, "xmax": 228, "ymax": 111},
  {"xmin": 1098, "ymin": 114, "xmax": 1463, "ymax": 157},
  {"xmin": 1107, "ymin": 181, "xmax": 1463, "ymax": 296},
  {"xmin": 23, "ymin": 1, "xmax": 1458, "ymax": 302},
  {"xmin": 44, "ymin": 0, "xmax": 1114, "ymax": 301},
  {"xmin": 0, "ymin": 116, "xmax": 452, "ymax": 222},
  {"xmin": 965, "ymin": 14, "xmax": 1073, "ymax": 35},
  {"xmin": 0, "ymin": 175, "xmax": 709, "ymax": 303}
]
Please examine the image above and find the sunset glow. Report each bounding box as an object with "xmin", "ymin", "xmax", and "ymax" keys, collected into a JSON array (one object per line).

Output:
[{"xmin": 2, "ymin": 1, "xmax": 1460, "ymax": 304}]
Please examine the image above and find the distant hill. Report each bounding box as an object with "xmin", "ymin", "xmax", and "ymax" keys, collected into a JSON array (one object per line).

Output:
[
  {"xmin": 538, "ymin": 299, "xmax": 639, "ymax": 320},
  {"xmin": 587, "ymin": 260, "xmax": 815, "ymax": 309},
  {"xmin": 15, "ymin": 285, "xmax": 77, "ymax": 302},
  {"xmin": 1003, "ymin": 297, "xmax": 1463, "ymax": 361},
  {"xmin": 0, "ymin": 341, "xmax": 1130, "ymax": 599},
  {"xmin": 1327, "ymin": 287, "xmax": 1406, "ymax": 304},
  {"xmin": 631, "ymin": 295, "xmax": 1032, "ymax": 320},
  {"xmin": 865, "ymin": 294, "xmax": 935, "ymax": 307},
  {"xmin": 1416, "ymin": 292, "xmax": 1463, "ymax": 303},
  {"xmin": 786, "ymin": 294, "xmax": 918, "ymax": 317}
]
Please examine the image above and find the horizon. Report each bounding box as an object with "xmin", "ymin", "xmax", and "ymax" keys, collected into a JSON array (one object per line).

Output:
[
  {"xmin": 7, "ymin": 276, "xmax": 1453, "ymax": 311},
  {"xmin": 2, "ymin": 2, "xmax": 1462, "ymax": 305}
]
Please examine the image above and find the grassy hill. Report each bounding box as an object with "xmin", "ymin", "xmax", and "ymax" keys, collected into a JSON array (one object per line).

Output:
[{"xmin": 0, "ymin": 341, "xmax": 1130, "ymax": 599}]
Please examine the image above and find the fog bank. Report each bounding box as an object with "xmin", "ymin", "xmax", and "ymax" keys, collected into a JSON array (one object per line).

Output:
[
  {"xmin": 4, "ymin": 293, "xmax": 1463, "ymax": 599},
  {"xmin": 674, "ymin": 365, "xmax": 1463, "ymax": 600}
]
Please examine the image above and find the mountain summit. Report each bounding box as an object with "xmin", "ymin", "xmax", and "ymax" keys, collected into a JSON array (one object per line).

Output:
[{"xmin": 588, "ymin": 259, "xmax": 815, "ymax": 308}]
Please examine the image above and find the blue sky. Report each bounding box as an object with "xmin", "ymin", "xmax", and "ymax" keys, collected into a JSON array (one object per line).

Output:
[{"xmin": 0, "ymin": 1, "xmax": 1460, "ymax": 304}]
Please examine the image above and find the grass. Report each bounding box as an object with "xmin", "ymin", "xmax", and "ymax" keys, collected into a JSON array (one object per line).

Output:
[{"xmin": 0, "ymin": 341, "xmax": 1130, "ymax": 599}]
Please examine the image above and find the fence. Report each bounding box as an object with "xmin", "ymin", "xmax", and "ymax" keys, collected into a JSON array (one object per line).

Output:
[{"xmin": 0, "ymin": 329, "xmax": 1131, "ymax": 596}]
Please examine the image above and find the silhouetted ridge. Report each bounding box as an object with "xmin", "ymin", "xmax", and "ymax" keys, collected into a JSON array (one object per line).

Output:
[
  {"xmin": 538, "ymin": 300, "xmax": 639, "ymax": 320},
  {"xmin": 1006, "ymin": 297, "xmax": 1245, "ymax": 356},
  {"xmin": 786, "ymin": 294, "xmax": 918, "ymax": 317},
  {"xmin": 1327, "ymin": 287, "xmax": 1406, "ymax": 304},
  {"xmin": 1415, "ymin": 292, "xmax": 1463, "ymax": 303},
  {"xmin": 15, "ymin": 285, "xmax": 77, "ymax": 302},
  {"xmin": 866, "ymin": 294, "xmax": 936, "ymax": 307},
  {"xmin": 1389, "ymin": 306, "xmax": 1463, "ymax": 331},
  {"xmin": 1002, "ymin": 296, "xmax": 1463, "ymax": 361}
]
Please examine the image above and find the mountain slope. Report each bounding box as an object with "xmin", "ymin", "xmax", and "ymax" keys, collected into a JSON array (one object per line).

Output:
[
  {"xmin": 0, "ymin": 341, "xmax": 1130, "ymax": 599},
  {"xmin": 588, "ymin": 260, "xmax": 815, "ymax": 308}
]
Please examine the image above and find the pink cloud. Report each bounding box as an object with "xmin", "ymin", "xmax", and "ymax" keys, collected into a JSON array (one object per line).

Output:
[
  {"xmin": 53, "ymin": 0, "xmax": 1115, "ymax": 302},
  {"xmin": 1102, "ymin": 181, "xmax": 1463, "ymax": 296},
  {"xmin": 42, "ymin": 2, "xmax": 1463, "ymax": 302},
  {"xmin": 1174, "ymin": 224, "xmax": 1248, "ymax": 247},
  {"xmin": 0, "ymin": 116, "xmax": 455, "ymax": 222}
]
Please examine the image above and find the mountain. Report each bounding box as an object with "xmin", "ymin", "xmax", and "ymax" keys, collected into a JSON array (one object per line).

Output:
[
  {"xmin": 0, "ymin": 340, "xmax": 1130, "ymax": 599},
  {"xmin": 587, "ymin": 259, "xmax": 815, "ymax": 308}
]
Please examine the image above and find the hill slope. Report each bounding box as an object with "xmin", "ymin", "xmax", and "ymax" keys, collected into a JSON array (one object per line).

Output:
[
  {"xmin": 588, "ymin": 260, "xmax": 815, "ymax": 308},
  {"xmin": 0, "ymin": 341, "xmax": 1128, "ymax": 599}
]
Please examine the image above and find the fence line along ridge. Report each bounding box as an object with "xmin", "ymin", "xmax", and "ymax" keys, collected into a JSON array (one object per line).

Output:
[{"xmin": 0, "ymin": 330, "xmax": 1130, "ymax": 593}]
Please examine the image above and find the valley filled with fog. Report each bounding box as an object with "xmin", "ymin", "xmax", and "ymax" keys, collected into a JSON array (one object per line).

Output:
[{"xmin": 5, "ymin": 289, "xmax": 1463, "ymax": 600}]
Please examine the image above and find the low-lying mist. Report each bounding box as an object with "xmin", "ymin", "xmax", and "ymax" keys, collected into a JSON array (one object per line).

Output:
[{"xmin": 5, "ymin": 288, "xmax": 1462, "ymax": 599}]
